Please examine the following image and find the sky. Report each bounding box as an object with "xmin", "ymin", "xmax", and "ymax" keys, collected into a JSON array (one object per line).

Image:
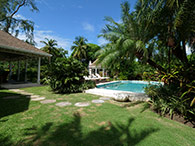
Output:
[{"xmin": 17, "ymin": 0, "xmax": 137, "ymax": 54}]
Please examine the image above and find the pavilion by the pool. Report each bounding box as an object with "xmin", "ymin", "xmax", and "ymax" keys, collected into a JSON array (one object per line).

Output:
[{"xmin": 0, "ymin": 30, "xmax": 51, "ymax": 84}]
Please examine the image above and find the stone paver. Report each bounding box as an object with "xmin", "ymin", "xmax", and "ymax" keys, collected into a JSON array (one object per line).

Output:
[
  {"xmin": 40, "ymin": 99, "xmax": 56, "ymax": 104},
  {"xmin": 19, "ymin": 92, "xmax": 34, "ymax": 95},
  {"xmin": 99, "ymin": 97, "xmax": 111, "ymax": 100},
  {"xmin": 9, "ymin": 89, "xmax": 24, "ymax": 92},
  {"xmin": 30, "ymin": 95, "xmax": 40, "ymax": 98},
  {"xmin": 75, "ymin": 102, "xmax": 90, "ymax": 107},
  {"xmin": 31, "ymin": 97, "xmax": 46, "ymax": 101},
  {"xmin": 92, "ymin": 99, "xmax": 104, "ymax": 104},
  {"xmin": 56, "ymin": 102, "xmax": 72, "ymax": 107},
  {"xmin": 3, "ymin": 96, "xmax": 21, "ymax": 99}
]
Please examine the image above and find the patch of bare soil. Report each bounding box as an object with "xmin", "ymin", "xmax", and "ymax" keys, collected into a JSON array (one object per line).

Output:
[
  {"xmin": 164, "ymin": 114, "xmax": 195, "ymax": 128},
  {"xmin": 151, "ymin": 108, "xmax": 195, "ymax": 128}
]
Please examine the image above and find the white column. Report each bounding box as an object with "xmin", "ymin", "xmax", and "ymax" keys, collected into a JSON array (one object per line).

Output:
[
  {"xmin": 37, "ymin": 57, "xmax": 41, "ymax": 84},
  {"xmin": 17, "ymin": 60, "xmax": 20, "ymax": 81},
  {"xmin": 103, "ymin": 68, "xmax": 105, "ymax": 77},
  {"xmin": 9, "ymin": 62, "xmax": 12, "ymax": 81},
  {"xmin": 89, "ymin": 68, "xmax": 92, "ymax": 77},
  {"xmin": 25, "ymin": 60, "xmax": 28, "ymax": 82},
  {"xmin": 95, "ymin": 68, "xmax": 97, "ymax": 74}
]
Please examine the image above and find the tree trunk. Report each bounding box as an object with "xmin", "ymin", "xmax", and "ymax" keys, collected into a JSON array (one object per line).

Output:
[
  {"xmin": 147, "ymin": 59, "xmax": 166, "ymax": 73},
  {"xmin": 135, "ymin": 52, "xmax": 166, "ymax": 73}
]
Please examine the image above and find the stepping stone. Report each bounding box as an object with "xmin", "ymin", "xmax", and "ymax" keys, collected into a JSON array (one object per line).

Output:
[
  {"xmin": 75, "ymin": 102, "xmax": 90, "ymax": 107},
  {"xmin": 3, "ymin": 96, "xmax": 20, "ymax": 99},
  {"xmin": 56, "ymin": 102, "xmax": 72, "ymax": 107},
  {"xmin": 31, "ymin": 97, "xmax": 46, "ymax": 101},
  {"xmin": 40, "ymin": 99, "xmax": 56, "ymax": 104},
  {"xmin": 99, "ymin": 97, "xmax": 111, "ymax": 100},
  {"xmin": 30, "ymin": 95, "xmax": 40, "ymax": 98},
  {"xmin": 19, "ymin": 92, "xmax": 34, "ymax": 95},
  {"xmin": 9, "ymin": 89, "xmax": 23, "ymax": 92},
  {"xmin": 92, "ymin": 99, "xmax": 104, "ymax": 104}
]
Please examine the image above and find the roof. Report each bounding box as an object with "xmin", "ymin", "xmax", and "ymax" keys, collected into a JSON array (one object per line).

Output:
[
  {"xmin": 0, "ymin": 30, "xmax": 51, "ymax": 58},
  {"xmin": 89, "ymin": 59, "xmax": 102, "ymax": 68}
]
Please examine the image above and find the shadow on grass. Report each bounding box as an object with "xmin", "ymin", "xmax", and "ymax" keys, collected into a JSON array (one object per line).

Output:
[
  {"xmin": 23, "ymin": 112, "xmax": 159, "ymax": 146},
  {"xmin": 0, "ymin": 90, "xmax": 30, "ymax": 119},
  {"xmin": 0, "ymin": 134, "xmax": 13, "ymax": 146}
]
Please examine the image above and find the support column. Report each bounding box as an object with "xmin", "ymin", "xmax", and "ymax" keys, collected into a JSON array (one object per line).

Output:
[
  {"xmin": 9, "ymin": 62, "xmax": 12, "ymax": 81},
  {"xmin": 95, "ymin": 68, "xmax": 97, "ymax": 74},
  {"xmin": 17, "ymin": 60, "xmax": 20, "ymax": 81},
  {"xmin": 102, "ymin": 68, "xmax": 105, "ymax": 77},
  {"xmin": 37, "ymin": 57, "xmax": 41, "ymax": 84},
  {"xmin": 89, "ymin": 68, "xmax": 92, "ymax": 77},
  {"xmin": 25, "ymin": 60, "xmax": 28, "ymax": 82}
]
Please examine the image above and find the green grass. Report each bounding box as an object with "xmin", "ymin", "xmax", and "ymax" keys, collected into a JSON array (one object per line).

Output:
[{"xmin": 0, "ymin": 86, "xmax": 194, "ymax": 146}]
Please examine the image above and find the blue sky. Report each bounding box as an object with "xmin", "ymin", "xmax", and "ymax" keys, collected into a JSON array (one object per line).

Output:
[{"xmin": 17, "ymin": 0, "xmax": 137, "ymax": 54}]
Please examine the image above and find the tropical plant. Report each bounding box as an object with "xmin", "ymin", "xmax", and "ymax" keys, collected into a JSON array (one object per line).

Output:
[
  {"xmin": 40, "ymin": 38, "xmax": 67, "ymax": 61},
  {"xmin": 48, "ymin": 57, "xmax": 91, "ymax": 93},
  {"xmin": 71, "ymin": 36, "xmax": 88, "ymax": 61},
  {"xmin": 97, "ymin": 2, "xmax": 166, "ymax": 75}
]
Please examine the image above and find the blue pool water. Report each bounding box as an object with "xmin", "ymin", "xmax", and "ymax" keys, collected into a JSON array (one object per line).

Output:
[{"xmin": 97, "ymin": 81, "xmax": 161, "ymax": 93}]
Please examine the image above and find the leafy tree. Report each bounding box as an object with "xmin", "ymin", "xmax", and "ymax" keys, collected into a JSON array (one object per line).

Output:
[
  {"xmin": 48, "ymin": 57, "xmax": 94, "ymax": 93},
  {"xmin": 97, "ymin": 2, "xmax": 165, "ymax": 74},
  {"xmin": 0, "ymin": 0, "xmax": 39, "ymax": 42},
  {"xmin": 71, "ymin": 36, "xmax": 88, "ymax": 61},
  {"xmin": 86, "ymin": 43, "xmax": 101, "ymax": 62},
  {"xmin": 40, "ymin": 38, "xmax": 67, "ymax": 61}
]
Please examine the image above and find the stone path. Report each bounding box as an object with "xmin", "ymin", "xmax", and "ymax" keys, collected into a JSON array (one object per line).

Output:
[
  {"xmin": 31, "ymin": 97, "xmax": 46, "ymax": 101},
  {"xmin": 7, "ymin": 89, "xmax": 113, "ymax": 108},
  {"xmin": 92, "ymin": 99, "xmax": 105, "ymax": 104},
  {"xmin": 75, "ymin": 102, "xmax": 90, "ymax": 107},
  {"xmin": 40, "ymin": 100, "xmax": 56, "ymax": 104},
  {"xmin": 56, "ymin": 102, "xmax": 72, "ymax": 107}
]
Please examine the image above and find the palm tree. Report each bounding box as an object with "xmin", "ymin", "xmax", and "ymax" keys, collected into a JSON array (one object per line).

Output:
[
  {"xmin": 40, "ymin": 38, "xmax": 64, "ymax": 60},
  {"xmin": 97, "ymin": 2, "xmax": 165, "ymax": 73},
  {"xmin": 135, "ymin": 0, "xmax": 195, "ymax": 64},
  {"xmin": 71, "ymin": 36, "xmax": 88, "ymax": 60}
]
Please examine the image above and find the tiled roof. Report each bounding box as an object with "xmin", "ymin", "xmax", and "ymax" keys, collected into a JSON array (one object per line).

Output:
[{"xmin": 0, "ymin": 30, "xmax": 51, "ymax": 57}]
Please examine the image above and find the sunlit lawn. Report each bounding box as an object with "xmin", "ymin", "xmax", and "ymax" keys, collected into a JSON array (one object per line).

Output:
[{"xmin": 0, "ymin": 86, "xmax": 194, "ymax": 146}]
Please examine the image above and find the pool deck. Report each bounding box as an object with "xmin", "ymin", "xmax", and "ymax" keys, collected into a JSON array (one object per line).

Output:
[{"xmin": 85, "ymin": 81, "xmax": 150, "ymax": 101}]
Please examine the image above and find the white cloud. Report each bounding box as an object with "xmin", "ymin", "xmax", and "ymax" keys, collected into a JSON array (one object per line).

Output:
[
  {"xmin": 13, "ymin": 14, "xmax": 27, "ymax": 20},
  {"xmin": 82, "ymin": 22, "xmax": 95, "ymax": 32},
  {"xmin": 97, "ymin": 37, "xmax": 109, "ymax": 46},
  {"xmin": 18, "ymin": 30, "xmax": 73, "ymax": 52}
]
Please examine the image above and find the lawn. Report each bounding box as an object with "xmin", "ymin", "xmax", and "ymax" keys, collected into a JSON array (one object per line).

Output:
[{"xmin": 0, "ymin": 86, "xmax": 194, "ymax": 146}]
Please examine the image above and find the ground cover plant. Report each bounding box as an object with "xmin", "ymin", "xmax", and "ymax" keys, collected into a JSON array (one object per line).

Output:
[{"xmin": 0, "ymin": 86, "xmax": 195, "ymax": 146}]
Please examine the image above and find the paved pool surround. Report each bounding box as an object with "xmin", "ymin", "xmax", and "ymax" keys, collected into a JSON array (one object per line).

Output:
[{"xmin": 85, "ymin": 81, "xmax": 162, "ymax": 101}]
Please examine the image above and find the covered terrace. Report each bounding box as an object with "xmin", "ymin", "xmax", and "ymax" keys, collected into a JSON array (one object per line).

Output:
[{"xmin": 0, "ymin": 30, "xmax": 51, "ymax": 88}]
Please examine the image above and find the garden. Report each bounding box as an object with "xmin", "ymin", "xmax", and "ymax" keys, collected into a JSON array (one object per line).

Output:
[
  {"xmin": 0, "ymin": 0, "xmax": 195, "ymax": 145},
  {"xmin": 0, "ymin": 86, "xmax": 195, "ymax": 146}
]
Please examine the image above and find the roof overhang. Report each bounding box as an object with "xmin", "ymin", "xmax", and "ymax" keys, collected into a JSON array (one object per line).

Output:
[{"xmin": 0, "ymin": 45, "xmax": 52, "ymax": 57}]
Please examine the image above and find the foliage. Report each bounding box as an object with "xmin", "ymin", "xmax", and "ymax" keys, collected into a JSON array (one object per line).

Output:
[
  {"xmin": 142, "ymin": 71, "xmax": 161, "ymax": 81},
  {"xmin": 145, "ymin": 63, "xmax": 195, "ymax": 121},
  {"xmin": 1, "ymin": 87, "xmax": 195, "ymax": 145},
  {"xmin": 0, "ymin": 0, "xmax": 38, "ymax": 42},
  {"xmin": 71, "ymin": 36, "xmax": 88, "ymax": 61},
  {"xmin": 48, "ymin": 57, "xmax": 89, "ymax": 93}
]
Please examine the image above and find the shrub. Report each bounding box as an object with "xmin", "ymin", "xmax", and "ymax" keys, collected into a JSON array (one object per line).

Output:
[
  {"xmin": 48, "ymin": 57, "xmax": 90, "ymax": 93},
  {"xmin": 145, "ymin": 63, "xmax": 195, "ymax": 122}
]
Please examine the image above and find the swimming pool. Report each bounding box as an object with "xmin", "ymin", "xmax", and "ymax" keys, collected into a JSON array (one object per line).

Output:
[{"xmin": 97, "ymin": 81, "xmax": 161, "ymax": 93}]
